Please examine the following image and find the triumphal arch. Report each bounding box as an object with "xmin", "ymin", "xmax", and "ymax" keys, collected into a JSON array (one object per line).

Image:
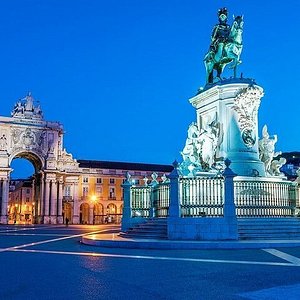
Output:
[{"xmin": 0, "ymin": 93, "xmax": 80, "ymax": 224}]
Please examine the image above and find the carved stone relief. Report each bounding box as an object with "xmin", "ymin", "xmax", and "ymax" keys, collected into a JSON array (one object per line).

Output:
[{"xmin": 232, "ymin": 85, "xmax": 263, "ymax": 148}]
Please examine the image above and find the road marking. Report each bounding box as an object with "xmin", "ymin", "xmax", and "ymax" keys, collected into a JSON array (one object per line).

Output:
[
  {"xmin": 0, "ymin": 225, "xmax": 61, "ymax": 234},
  {"xmin": 0, "ymin": 229, "xmax": 110, "ymax": 253},
  {"xmin": 263, "ymin": 248, "xmax": 300, "ymax": 266},
  {"xmin": 0, "ymin": 233, "xmax": 69, "ymax": 237},
  {"xmin": 4, "ymin": 248, "xmax": 298, "ymax": 267}
]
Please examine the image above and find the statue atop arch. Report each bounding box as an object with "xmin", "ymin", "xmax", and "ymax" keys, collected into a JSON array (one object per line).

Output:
[
  {"xmin": 204, "ymin": 8, "xmax": 244, "ymax": 84},
  {"xmin": 11, "ymin": 92, "xmax": 43, "ymax": 120}
]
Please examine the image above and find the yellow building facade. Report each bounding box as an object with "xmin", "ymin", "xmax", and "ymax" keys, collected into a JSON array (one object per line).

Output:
[{"xmin": 8, "ymin": 161, "xmax": 172, "ymax": 225}]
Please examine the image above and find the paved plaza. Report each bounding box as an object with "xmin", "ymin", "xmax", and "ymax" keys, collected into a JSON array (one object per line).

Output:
[{"xmin": 1, "ymin": 225, "xmax": 300, "ymax": 299}]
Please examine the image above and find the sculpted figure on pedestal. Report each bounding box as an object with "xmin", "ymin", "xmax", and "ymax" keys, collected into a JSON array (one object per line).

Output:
[
  {"xmin": 204, "ymin": 8, "xmax": 243, "ymax": 84},
  {"xmin": 198, "ymin": 118, "xmax": 220, "ymax": 170},
  {"xmin": 258, "ymin": 125, "xmax": 281, "ymax": 175},
  {"xmin": 181, "ymin": 122, "xmax": 201, "ymax": 164},
  {"xmin": 0, "ymin": 134, "xmax": 7, "ymax": 151},
  {"xmin": 269, "ymin": 157, "xmax": 287, "ymax": 177},
  {"xmin": 11, "ymin": 93, "xmax": 43, "ymax": 119},
  {"xmin": 180, "ymin": 116, "xmax": 222, "ymax": 174}
]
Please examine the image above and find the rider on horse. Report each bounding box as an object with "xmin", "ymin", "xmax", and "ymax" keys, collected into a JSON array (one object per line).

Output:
[{"xmin": 209, "ymin": 7, "xmax": 231, "ymax": 62}]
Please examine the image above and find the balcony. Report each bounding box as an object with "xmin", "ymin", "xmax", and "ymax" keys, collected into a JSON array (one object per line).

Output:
[{"xmin": 63, "ymin": 196, "xmax": 73, "ymax": 202}]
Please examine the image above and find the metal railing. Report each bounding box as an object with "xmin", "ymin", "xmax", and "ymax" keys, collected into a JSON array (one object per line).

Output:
[
  {"xmin": 127, "ymin": 176, "xmax": 300, "ymax": 219},
  {"xmin": 153, "ymin": 183, "xmax": 170, "ymax": 217},
  {"xmin": 131, "ymin": 186, "xmax": 151, "ymax": 217},
  {"xmin": 180, "ymin": 177, "xmax": 224, "ymax": 217},
  {"xmin": 234, "ymin": 179, "xmax": 297, "ymax": 217}
]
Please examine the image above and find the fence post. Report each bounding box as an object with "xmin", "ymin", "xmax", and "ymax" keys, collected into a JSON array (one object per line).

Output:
[
  {"xmin": 168, "ymin": 161, "xmax": 181, "ymax": 218},
  {"xmin": 149, "ymin": 173, "xmax": 159, "ymax": 218},
  {"xmin": 222, "ymin": 159, "xmax": 238, "ymax": 239},
  {"xmin": 121, "ymin": 172, "xmax": 132, "ymax": 231}
]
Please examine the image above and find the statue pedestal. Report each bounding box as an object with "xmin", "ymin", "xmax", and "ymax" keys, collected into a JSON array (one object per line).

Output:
[{"xmin": 190, "ymin": 79, "xmax": 265, "ymax": 177}]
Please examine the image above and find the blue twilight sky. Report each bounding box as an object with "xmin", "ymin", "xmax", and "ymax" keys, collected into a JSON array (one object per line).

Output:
[{"xmin": 0, "ymin": 0, "xmax": 299, "ymax": 178}]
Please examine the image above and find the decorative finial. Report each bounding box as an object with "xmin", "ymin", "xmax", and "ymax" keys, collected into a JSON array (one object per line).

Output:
[
  {"xmin": 172, "ymin": 160, "xmax": 179, "ymax": 169},
  {"xmin": 161, "ymin": 174, "xmax": 167, "ymax": 183},
  {"xmin": 224, "ymin": 158, "xmax": 231, "ymax": 168},
  {"xmin": 143, "ymin": 176, "xmax": 148, "ymax": 186},
  {"xmin": 125, "ymin": 171, "xmax": 131, "ymax": 182}
]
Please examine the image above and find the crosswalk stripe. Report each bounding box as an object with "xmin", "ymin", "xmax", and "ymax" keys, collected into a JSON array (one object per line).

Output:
[{"xmin": 263, "ymin": 248, "xmax": 300, "ymax": 266}]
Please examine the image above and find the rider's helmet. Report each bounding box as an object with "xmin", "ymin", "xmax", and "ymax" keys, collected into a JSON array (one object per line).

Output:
[{"xmin": 218, "ymin": 7, "xmax": 228, "ymax": 22}]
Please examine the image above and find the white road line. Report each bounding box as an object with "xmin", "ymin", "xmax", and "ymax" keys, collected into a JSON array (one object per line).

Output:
[
  {"xmin": 5, "ymin": 248, "xmax": 297, "ymax": 267},
  {"xmin": 0, "ymin": 233, "xmax": 69, "ymax": 237},
  {"xmin": 0, "ymin": 225, "xmax": 60, "ymax": 234},
  {"xmin": 0, "ymin": 229, "xmax": 108, "ymax": 253},
  {"xmin": 263, "ymin": 248, "xmax": 300, "ymax": 266}
]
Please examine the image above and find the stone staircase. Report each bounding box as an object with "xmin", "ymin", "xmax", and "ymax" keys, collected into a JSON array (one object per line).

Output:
[
  {"xmin": 238, "ymin": 218, "xmax": 300, "ymax": 240},
  {"xmin": 120, "ymin": 218, "xmax": 168, "ymax": 239}
]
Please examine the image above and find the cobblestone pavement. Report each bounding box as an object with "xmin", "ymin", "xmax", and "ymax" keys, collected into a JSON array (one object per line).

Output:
[{"xmin": 1, "ymin": 224, "xmax": 300, "ymax": 300}]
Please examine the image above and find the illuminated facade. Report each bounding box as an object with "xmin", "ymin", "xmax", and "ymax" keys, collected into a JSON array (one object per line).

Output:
[
  {"xmin": 8, "ymin": 179, "xmax": 34, "ymax": 224},
  {"xmin": 0, "ymin": 94, "xmax": 172, "ymax": 224}
]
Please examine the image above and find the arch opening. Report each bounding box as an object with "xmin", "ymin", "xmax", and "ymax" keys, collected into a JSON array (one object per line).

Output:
[{"xmin": 8, "ymin": 152, "xmax": 44, "ymax": 225}]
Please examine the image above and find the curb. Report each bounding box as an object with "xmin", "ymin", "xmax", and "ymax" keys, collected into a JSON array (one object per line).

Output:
[{"xmin": 81, "ymin": 234, "xmax": 300, "ymax": 250}]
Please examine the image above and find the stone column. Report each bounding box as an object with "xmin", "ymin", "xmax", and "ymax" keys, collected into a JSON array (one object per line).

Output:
[
  {"xmin": 72, "ymin": 180, "xmax": 79, "ymax": 224},
  {"xmin": 31, "ymin": 178, "xmax": 37, "ymax": 223},
  {"xmin": 44, "ymin": 179, "xmax": 51, "ymax": 224},
  {"xmin": 39, "ymin": 173, "xmax": 45, "ymax": 223},
  {"xmin": 121, "ymin": 173, "xmax": 132, "ymax": 231},
  {"xmin": 168, "ymin": 162, "xmax": 181, "ymax": 218},
  {"xmin": 50, "ymin": 180, "xmax": 57, "ymax": 224},
  {"xmin": 0, "ymin": 179, "xmax": 9, "ymax": 224},
  {"xmin": 57, "ymin": 177, "xmax": 64, "ymax": 224},
  {"xmin": 89, "ymin": 205, "xmax": 94, "ymax": 225},
  {"xmin": 223, "ymin": 159, "xmax": 238, "ymax": 240}
]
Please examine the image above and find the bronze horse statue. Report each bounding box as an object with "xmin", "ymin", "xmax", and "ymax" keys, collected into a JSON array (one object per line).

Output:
[{"xmin": 204, "ymin": 16, "xmax": 244, "ymax": 84}]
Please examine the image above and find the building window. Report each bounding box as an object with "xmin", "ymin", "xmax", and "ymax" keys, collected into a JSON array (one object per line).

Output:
[
  {"xmin": 109, "ymin": 187, "xmax": 115, "ymax": 199},
  {"xmin": 26, "ymin": 188, "xmax": 30, "ymax": 194},
  {"xmin": 109, "ymin": 178, "xmax": 115, "ymax": 184},
  {"xmin": 65, "ymin": 186, "xmax": 71, "ymax": 197},
  {"xmin": 96, "ymin": 186, "xmax": 102, "ymax": 196},
  {"xmin": 83, "ymin": 177, "xmax": 89, "ymax": 183},
  {"xmin": 96, "ymin": 178, "xmax": 102, "ymax": 184},
  {"xmin": 83, "ymin": 187, "xmax": 89, "ymax": 197},
  {"xmin": 26, "ymin": 197, "xmax": 30, "ymax": 202}
]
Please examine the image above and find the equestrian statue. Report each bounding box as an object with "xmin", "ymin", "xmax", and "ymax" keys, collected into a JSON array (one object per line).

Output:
[{"xmin": 204, "ymin": 8, "xmax": 244, "ymax": 84}]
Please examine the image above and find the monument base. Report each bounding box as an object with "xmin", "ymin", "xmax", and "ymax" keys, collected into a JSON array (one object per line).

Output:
[
  {"xmin": 0, "ymin": 215, "xmax": 8, "ymax": 224},
  {"xmin": 189, "ymin": 79, "xmax": 265, "ymax": 177}
]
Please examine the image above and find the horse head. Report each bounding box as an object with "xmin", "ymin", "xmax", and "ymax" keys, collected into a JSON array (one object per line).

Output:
[{"xmin": 230, "ymin": 15, "xmax": 243, "ymax": 43}]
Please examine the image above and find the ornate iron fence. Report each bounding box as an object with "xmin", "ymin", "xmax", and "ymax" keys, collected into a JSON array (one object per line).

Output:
[
  {"xmin": 131, "ymin": 186, "xmax": 151, "ymax": 217},
  {"xmin": 153, "ymin": 183, "xmax": 170, "ymax": 217},
  {"xmin": 128, "ymin": 177, "xmax": 299, "ymax": 219},
  {"xmin": 234, "ymin": 179, "xmax": 297, "ymax": 217},
  {"xmin": 180, "ymin": 177, "xmax": 224, "ymax": 217}
]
